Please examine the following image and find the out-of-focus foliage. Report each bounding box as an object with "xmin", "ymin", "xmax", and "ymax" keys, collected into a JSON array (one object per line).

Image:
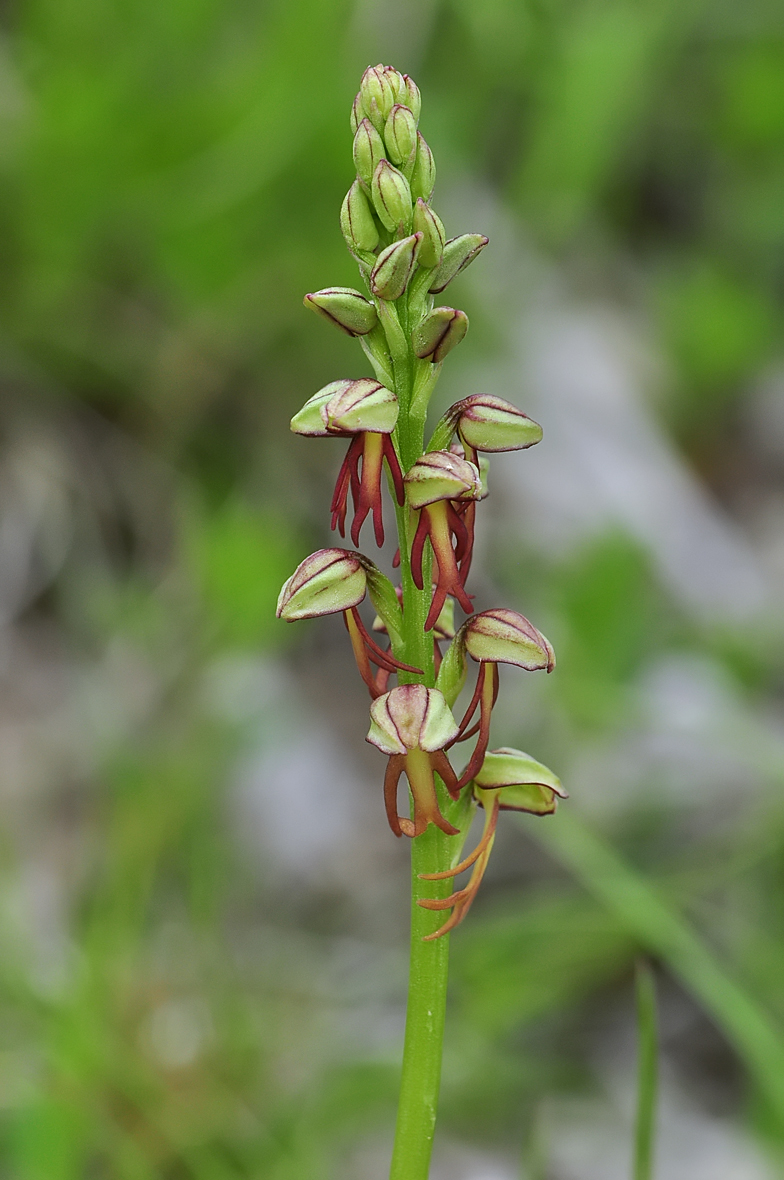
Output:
[{"xmin": 0, "ymin": 0, "xmax": 783, "ymax": 1176}]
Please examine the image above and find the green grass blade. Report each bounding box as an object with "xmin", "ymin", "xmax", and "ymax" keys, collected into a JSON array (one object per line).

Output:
[
  {"xmin": 527, "ymin": 809, "xmax": 784, "ymax": 1122},
  {"xmin": 634, "ymin": 960, "xmax": 658, "ymax": 1180}
]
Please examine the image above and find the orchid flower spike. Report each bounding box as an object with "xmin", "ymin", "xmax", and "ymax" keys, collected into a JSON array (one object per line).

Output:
[{"xmin": 283, "ymin": 62, "xmax": 561, "ymax": 969}]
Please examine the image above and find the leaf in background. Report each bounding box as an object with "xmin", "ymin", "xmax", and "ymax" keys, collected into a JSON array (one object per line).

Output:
[{"xmin": 187, "ymin": 497, "xmax": 300, "ymax": 648}]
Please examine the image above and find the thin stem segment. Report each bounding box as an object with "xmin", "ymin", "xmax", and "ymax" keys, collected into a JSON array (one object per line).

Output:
[
  {"xmin": 389, "ymin": 825, "xmax": 456, "ymax": 1180},
  {"xmin": 634, "ymin": 959, "xmax": 659, "ymax": 1180}
]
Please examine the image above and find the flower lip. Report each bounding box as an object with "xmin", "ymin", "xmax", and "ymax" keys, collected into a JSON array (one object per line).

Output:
[
  {"xmin": 276, "ymin": 548, "xmax": 367, "ymax": 620},
  {"xmin": 367, "ymin": 684, "xmax": 459, "ymax": 755},
  {"xmin": 404, "ymin": 450, "xmax": 482, "ymax": 509},
  {"xmin": 462, "ymin": 608, "xmax": 555, "ymax": 671}
]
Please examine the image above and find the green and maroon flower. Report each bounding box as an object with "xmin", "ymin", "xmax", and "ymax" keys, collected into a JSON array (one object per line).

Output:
[
  {"xmin": 404, "ymin": 450, "xmax": 482, "ymax": 630},
  {"xmin": 291, "ymin": 378, "xmax": 404, "ymax": 548},
  {"xmin": 277, "ymin": 548, "xmax": 420, "ymax": 697},
  {"xmin": 450, "ymin": 609, "xmax": 555, "ymax": 788},
  {"xmin": 367, "ymin": 685, "xmax": 460, "ymax": 838}
]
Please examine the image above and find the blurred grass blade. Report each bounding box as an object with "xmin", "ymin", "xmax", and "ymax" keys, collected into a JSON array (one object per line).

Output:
[
  {"xmin": 634, "ymin": 960, "xmax": 658, "ymax": 1180},
  {"xmin": 527, "ymin": 810, "xmax": 784, "ymax": 1121}
]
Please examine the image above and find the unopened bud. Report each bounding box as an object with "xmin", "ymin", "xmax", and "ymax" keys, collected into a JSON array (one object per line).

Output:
[
  {"xmin": 323, "ymin": 378, "xmax": 398, "ymax": 434},
  {"xmin": 277, "ymin": 548, "xmax": 367, "ymax": 620},
  {"xmin": 367, "ymin": 684, "xmax": 459, "ymax": 754},
  {"xmin": 474, "ymin": 747, "xmax": 566, "ymax": 813},
  {"xmin": 371, "ymin": 159, "xmax": 412, "ymax": 232},
  {"xmin": 382, "ymin": 65, "xmax": 405, "ymax": 102},
  {"xmin": 359, "ymin": 64, "xmax": 397, "ymax": 130},
  {"xmin": 304, "ymin": 287, "xmax": 378, "ymax": 337},
  {"xmin": 400, "ymin": 74, "xmax": 421, "ymax": 122},
  {"xmin": 410, "ymin": 133, "xmax": 436, "ymax": 202},
  {"xmin": 340, "ymin": 180, "xmax": 380, "ymax": 253},
  {"xmin": 370, "ymin": 233, "xmax": 422, "ymax": 301},
  {"xmin": 350, "ymin": 92, "xmax": 363, "ymax": 135},
  {"xmin": 412, "ymin": 199, "xmax": 445, "ymax": 268},
  {"xmin": 452, "ymin": 394, "xmax": 542, "ymax": 452},
  {"xmin": 428, "ymin": 234, "xmax": 489, "ymax": 294},
  {"xmin": 404, "ymin": 450, "xmax": 482, "ymax": 509},
  {"xmin": 384, "ymin": 104, "xmax": 417, "ymax": 166},
  {"xmin": 353, "ymin": 118, "xmax": 385, "ymax": 187},
  {"xmin": 412, "ymin": 306, "xmax": 469, "ymax": 363},
  {"xmin": 463, "ymin": 609, "xmax": 555, "ymax": 671}
]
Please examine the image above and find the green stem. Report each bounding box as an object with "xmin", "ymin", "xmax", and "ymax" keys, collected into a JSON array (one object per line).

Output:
[
  {"xmin": 386, "ymin": 286, "xmax": 464, "ymax": 1179},
  {"xmin": 634, "ymin": 959, "xmax": 658, "ymax": 1180},
  {"xmin": 389, "ymin": 826, "xmax": 455, "ymax": 1180}
]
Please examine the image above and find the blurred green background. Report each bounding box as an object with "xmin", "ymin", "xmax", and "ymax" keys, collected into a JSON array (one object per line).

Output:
[{"xmin": 1, "ymin": 0, "xmax": 784, "ymax": 1176}]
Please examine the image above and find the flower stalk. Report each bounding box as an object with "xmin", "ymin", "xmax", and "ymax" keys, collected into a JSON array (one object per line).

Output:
[{"xmin": 277, "ymin": 63, "xmax": 563, "ymax": 1179}]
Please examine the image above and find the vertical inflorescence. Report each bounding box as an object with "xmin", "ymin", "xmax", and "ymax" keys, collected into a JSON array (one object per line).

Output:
[{"xmin": 277, "ymin": 64, "xmax": 564, "ymax": 940}]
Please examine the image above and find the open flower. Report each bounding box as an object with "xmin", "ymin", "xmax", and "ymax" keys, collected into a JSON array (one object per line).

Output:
[
  {"xmin": 404, "ymin": 450, "xmax": 482, "ymax": 630},
  {"xmin": 291, "ymin": 378, "xmax": 404, "ymax": 547},
  {"xmin": 449, "ymin": 609, "xmax": 555, "ymax": 789},
  {"xmin": 419, "ymin": 747, "xmax": 565, "ymax": 939},
  {"xmin": 276, "ymin": 548, "xmax": 420, "ymax": 697},
  {"xmin": 367, "ymin": 685, "xmax": 461, "ymax": 837}
]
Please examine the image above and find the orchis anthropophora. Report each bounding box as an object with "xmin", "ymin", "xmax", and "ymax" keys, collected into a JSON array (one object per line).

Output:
[{"xmin": 276, "ymin": 63, "xmax": 563, "ymax": 1180}]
